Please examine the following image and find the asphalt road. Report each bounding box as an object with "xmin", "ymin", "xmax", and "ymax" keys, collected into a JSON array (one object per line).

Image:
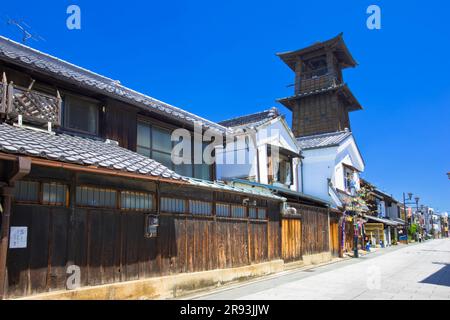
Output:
[{"xmin": 191, "ymin": 238, "xmax": 450, "ymax": 300}]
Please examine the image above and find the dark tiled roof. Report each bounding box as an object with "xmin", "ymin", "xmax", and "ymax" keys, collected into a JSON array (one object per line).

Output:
[
  {"xmin": 187, "ymin": 178, "xmax": 286, "ymax": 201},
  {"xmin": 0, "ymin": 124, "xmax": 286, "ymax": 200},
  {"xmin": 278, "ymin": 83, "xmax": 362, "ymax": 112},
  {"xmin": 0, "ymin": 123, "xmax": 185, "ymax": 181},
  {"xmin": 276, "ymin": 33, "xmax": 357, "ymax": 71},
  {"xmin": 297, "ymin": 130, "xmax": 352, "ymax": 150},
  {"xmin": 218, "ymin": 107, "xmax": 280, "ymax": 128},
  {"xmin": 0, "ymin": 36, "xmax": 228, "ymax": 133},
  {"xmin": 364, "ymin": 215, "xmax": 402, "ymax": 227},
  {"xmin": 228, "ymin": 178, "xmax": 330, "ymax": 206}
]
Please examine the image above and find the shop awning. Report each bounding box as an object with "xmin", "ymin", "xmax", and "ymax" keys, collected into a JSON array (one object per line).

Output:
[{"xmin": 364, "ymin": 215, "xmax": 403, "ymax": 227}]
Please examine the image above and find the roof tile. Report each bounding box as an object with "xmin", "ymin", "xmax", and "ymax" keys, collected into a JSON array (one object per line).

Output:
[
  {"xmin": 219, "ymin": 107, "xmax": 280, "ymax": 129},
  {"xmin": 297, "ymin": 130, "xmax": 352, "ymax": 150},
  {"xmin": 0, "ymin": 123, "xmax": 185, "ymax": 181},
  {"xmin": 0, "ymin": 36, "xmax": 228, "ymax": 134}
]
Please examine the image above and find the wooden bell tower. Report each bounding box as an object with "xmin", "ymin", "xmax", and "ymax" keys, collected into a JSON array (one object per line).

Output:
[{"xmin": 277, "ymin": 33, "xmax": 362, "ymax": 137}]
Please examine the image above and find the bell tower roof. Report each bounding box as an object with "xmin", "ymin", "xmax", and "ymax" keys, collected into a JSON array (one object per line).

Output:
[{"xmin": 276, "ymin": 33, "xmax": 357, "ymax": 71}]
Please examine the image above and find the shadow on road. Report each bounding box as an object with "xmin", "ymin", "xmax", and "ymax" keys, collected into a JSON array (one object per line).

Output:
[{"xmin": 420, "ymin": 263, "xmax": 450, "ymax": 287}]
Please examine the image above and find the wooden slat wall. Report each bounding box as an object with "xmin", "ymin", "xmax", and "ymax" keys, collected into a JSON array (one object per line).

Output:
[
  {"xmin": 102, "ymin": 100, "xmax": 138, "ymax": 151},
  {"xmin": 6, "ymin": 202, "xmax": 277, "ymax": 298},
  {"xmin": 329, "ymin": 220, "xmax": 340, "ymax": 257},
  {"xmin": 301, "ymin": 206, "xmax": 330, "ymax": 256},
  {"xmin": 267, "ymin": 201, "xmax": 281, "ymax": 260},
  {"xmin": 281, "ymin": 217, "xmax": 302, "ymax": 262}
]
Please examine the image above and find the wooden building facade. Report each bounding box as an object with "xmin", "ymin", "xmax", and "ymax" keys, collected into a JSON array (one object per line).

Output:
[
  {"xmin": 0, "ymin": 36, "xmax": 287, "ymax": 299},
  {"xmin": 1, "ymin": 164, "xmax": 281, "ymax": 298},
  {"xmin": 0, "ymin": 35, "xmax": 339, "ymax": 299}
]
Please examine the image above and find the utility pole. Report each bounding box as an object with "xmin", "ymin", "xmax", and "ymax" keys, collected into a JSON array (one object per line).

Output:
[
  {"xmin": 403, "ymin": 192, "xmax": 409, "ymax": 243},
  {"xmin": 353, "ymin": 215, "xmax": 359, "ymax": 258}
]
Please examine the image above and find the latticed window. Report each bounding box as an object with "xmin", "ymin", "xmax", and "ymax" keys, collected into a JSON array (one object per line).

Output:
[
  {"xmin": 14, "ymin": 181, "xmax": 39, "ymax": 202},
  {"xmin": 189, "ymin": 200, "xmax": 212, "ymax": 216},
  {"xmin": 160, "ymin": 197, "xmax": 186, "ymax": 213},
  {"xmin": 42, "ymin": 182, "xmax": 67, "ymax": 206},
  {"xmin": 216, "ymin": 203, "xmax": 230, "ymax": 217},
  {"xmin": 249, "ymin": 207, "xmax": 257, "ymax": 219},
  {"xmin": 14, "ymin": 181, "xmax": 68, "ymax": 206},
  {"xmin": 257, "ymin": 208, "xmax": 267, "ymax": 220},
  {"xmin": 76, "ymin": 186, "xmax": 117, "ymax": 208},
  {"xmin": 121, "ymin": 191, "xmax": 153, "ymax": 211},
  {"xmin": 231, "ymin": 205, "xmax": 246, "ymax": 218}
]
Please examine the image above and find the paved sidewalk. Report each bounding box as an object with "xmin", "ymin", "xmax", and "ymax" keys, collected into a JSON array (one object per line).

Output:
[{"xmin": 192, "ymin": 239, "xmax": 450, "ymax": 300}]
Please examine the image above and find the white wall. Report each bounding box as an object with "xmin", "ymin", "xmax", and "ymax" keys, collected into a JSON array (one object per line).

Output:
[
  {"xmin": 387, "ymin": 202, "xmax": 400, "ymax": 220},
  {"xmin": 299, "ymin": 135, "xmax": 365, "ymax": 206},
  {"xmin": 215, "ymin": 136, "xmax": 256, "ymax": 181},
  {"xmin": 301, "ymin": 147, "xmax": 337, "ymax": 202},
  {"xmin": 216, "ymin": 117, "xmax": 299, "ymax": 188}
]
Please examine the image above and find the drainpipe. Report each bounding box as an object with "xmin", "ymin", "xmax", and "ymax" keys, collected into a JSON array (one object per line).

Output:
[
  {"xmin": 247, "ymin": 128, "xmax": 260, "ymax": 183},
  {"xmin": 0, "ymin": 156, "xmax": 31, "ymax": 300},
  {"xmin": 299, "ymin": 156, "xmax": 304, "ymax": 193}
]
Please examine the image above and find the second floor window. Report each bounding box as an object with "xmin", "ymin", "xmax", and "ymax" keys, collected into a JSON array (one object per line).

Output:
[
  {"xmin": 344, "ymin": 168, "xmax": 355, "ymax": 193},
  {"xmin": 63, "ymin": 95, "xmax": 99, "ymax": 135},
  {"xmin": 137, "ymin": 120, "xmax": 212, "ymax": 181},
  {"xmin": 137, "ymin": 122, "xmax": 173, "ymax": 169},
  {"xmin": 270, "ymin": 152, "xmax": 292, "ymax": 187}
]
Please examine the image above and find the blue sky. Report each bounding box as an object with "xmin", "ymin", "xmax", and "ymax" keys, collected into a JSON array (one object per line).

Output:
[{"xmin": 1, "ymin": 1, "xmax": 449, "ymax": 212}]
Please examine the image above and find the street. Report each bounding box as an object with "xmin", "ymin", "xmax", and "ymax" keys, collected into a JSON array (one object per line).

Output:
[{"xmin": 192, "ymin": 239, "xmax": 450, "ymax": 300}]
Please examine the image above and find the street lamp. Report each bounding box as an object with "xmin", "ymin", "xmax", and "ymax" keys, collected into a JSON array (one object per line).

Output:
[
  {"xmin": 403, "ymin": 192, "xmax": 420, "ymax": 243},
  {"xmin": 350, "ymin": 186, "xmax": 359, "ymax": 258}
]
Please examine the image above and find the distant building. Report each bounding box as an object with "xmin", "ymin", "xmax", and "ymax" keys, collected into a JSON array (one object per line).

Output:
[
  {"xmin": 441, "ymin": 212, "xmax": 448, "ymax": 238},
  {"xmin": 425, "ymin": 208, "xmax": 442, "ymax": 238},
  {"xmin": 360, "ymin": 179, "xmax": 405, "ymax": 246}
]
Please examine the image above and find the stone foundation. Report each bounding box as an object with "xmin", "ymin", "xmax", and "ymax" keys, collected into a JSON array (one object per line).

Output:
[
  {"xmin": 17, "ymin": 260, "xmax": 284, "ymax": 300},
  {"xmin": 301, "ymin": 251, "xmax": 332, "ymax": 265}
]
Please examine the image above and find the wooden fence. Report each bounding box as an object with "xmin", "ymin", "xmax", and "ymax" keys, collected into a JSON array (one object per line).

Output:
[
  {"xmin": 329, "ymin": 219, "xmax": 340, "ymax": 257},
  {"xmin": 281, "ymin": 204, "xmax": 330, "ymax": 262},
  {"xmin": 281, "ymin": 216, "xmax": 302, "ymax": 262},
  {"xmin": 6, "ymin": 201, "xmax": 278, "ymax": 298},
  {"xmin": 301, "ymin": 206, "xmax": 330, "ymax": 256}
]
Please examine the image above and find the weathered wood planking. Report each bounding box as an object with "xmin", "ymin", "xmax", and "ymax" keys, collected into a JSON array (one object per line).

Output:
[
  {"xmin": 343, "ymin": 221, "xmax": 354, "ymax": 253},
  {"xmin": 102, "ymin": 100, "xmax": 138, "ymax": 150},
  {"xmin": 281, "ymin": 217, "xmax": 302, "ymax": 262},
  {"xmin": 6, "ymin": 202, "xmax": 277, "ymax": 298},
  {"xmin": 301, "ymin": 206, "xmax": 330, "ymax": 255},
  {"xmin": 329, "ymin": 220, "xmax": 340, "ymax": 257}
]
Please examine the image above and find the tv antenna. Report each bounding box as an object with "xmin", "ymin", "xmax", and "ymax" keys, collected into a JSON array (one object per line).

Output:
[{"xmin": 4, "ymin": 17, "xmax": 45, "ymax": 44}]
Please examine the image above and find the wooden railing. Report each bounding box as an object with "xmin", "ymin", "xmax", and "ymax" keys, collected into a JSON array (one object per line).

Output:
[
  {"xmin": 299, "ymin": 73, "xmax": 338, "ymax": 93},
  {"xmin": 0, "ymin": 79, "xmax": 5, "ymax": 114},
  {"xmin": 295, "ymin": 71, "xmax": 340, "ymax": 95},
  {"xmin": 1, "ymin": 73, "xmax": 62, "ymax": 127}
]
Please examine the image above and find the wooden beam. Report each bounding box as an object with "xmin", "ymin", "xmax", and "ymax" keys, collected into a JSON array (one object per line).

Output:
[
  {"xmin": 0, "ymin": 152, "xmax": 187, "ymax": 186},
  {"xmin": 0, "ymin": 156, "xmax": 32, "ymax": 300}
]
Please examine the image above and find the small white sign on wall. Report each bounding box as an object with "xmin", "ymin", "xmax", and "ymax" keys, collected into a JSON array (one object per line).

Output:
[{"xmin": 9, "ymin": 227, "xmax": 28, "ymax": 249}]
